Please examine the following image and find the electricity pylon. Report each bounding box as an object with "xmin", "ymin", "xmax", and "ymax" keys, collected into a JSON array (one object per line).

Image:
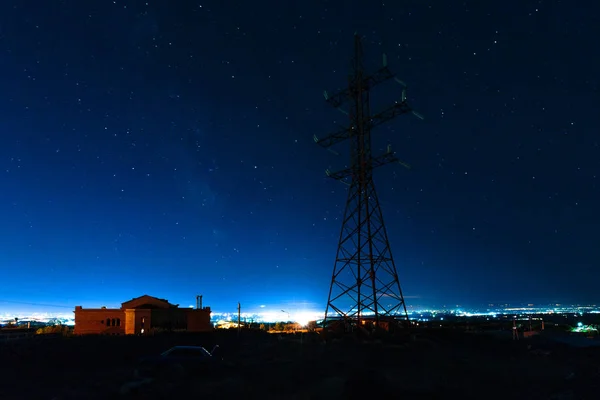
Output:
[{"xmin": 314, "ymin": 34, "xmax": 423, "ymax": 328}]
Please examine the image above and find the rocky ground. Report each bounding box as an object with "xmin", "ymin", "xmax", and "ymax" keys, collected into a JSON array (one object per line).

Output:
[{"xmin": 1, "ymin": 329, "xmax": 599, "ymax": 399}]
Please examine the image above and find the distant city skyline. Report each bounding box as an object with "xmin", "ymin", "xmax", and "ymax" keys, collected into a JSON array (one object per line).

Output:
[
  {"xmin": 2, "ymin": 296, "xmax": 598, "ymax": 319},
  {"xmin": 3, "ymin": 303, "xmax": 600, "ymax": 327}
]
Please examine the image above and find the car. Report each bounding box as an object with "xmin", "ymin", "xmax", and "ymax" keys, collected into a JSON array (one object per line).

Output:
[{"xmin": 134, "ymin": 345, "xmax": 222, "ymax": 380}]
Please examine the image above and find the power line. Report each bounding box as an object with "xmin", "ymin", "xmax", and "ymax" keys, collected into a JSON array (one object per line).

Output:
[{"xmin": 0, "ymin": 299, "xmax": 73, "ymax": 309}]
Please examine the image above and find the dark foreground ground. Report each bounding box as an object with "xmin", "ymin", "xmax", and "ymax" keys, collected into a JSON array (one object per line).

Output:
[{"xmin": 1, "ymin": 329, "xmax": 600, "ymax": 400}]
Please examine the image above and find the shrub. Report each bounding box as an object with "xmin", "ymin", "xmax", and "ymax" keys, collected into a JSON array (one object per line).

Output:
[{"xmin": 36, "ymin": 324, "xmax": 71, "ymax": 336}]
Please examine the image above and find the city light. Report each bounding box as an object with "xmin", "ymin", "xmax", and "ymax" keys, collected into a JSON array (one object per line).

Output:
[{"xmin": 3, "ymin": 304, "xmax": 600, "ymax": 328}]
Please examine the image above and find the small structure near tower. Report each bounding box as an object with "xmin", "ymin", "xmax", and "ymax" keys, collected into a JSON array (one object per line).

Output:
[{"xmin": 73, "ymin": 294, "xmax": 212, "ymax": 335}]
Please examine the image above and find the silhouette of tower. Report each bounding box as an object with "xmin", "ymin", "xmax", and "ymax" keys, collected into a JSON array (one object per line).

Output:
[{"xmin": 314, "ymin": 34, "xmax": 423, "ymax": 328}]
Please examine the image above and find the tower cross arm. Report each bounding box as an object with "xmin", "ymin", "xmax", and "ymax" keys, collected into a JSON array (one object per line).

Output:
[
  {"xmin": 325, "ymin": 150, "xmax": 404, "ymax": 181},
  {"xmin": 325, "ymin": 67, "xmax": 396, "ymax": 109},
  {"xmin": 369, "ymin": 101, "xmax": 413, "ymax": 129},
  {"xmin": 363, "ymin": 67, "xmax": 396, "ymax": 92},
  {"xmin": 325, "ymin": 166, "xmax": 352, "ymax": 181},
  {"xmin": 314, "ymin": 126, "xmax": 353, "ymax": 149},
  {"xmin": 371, "ymin": 151, "xmax": 400, "ymax": 169}
]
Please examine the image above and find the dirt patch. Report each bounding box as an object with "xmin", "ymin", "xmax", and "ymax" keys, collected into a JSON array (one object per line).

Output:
[{"xmin": 1, "ymin": 330, "xmax": 599, "ymax": 399}]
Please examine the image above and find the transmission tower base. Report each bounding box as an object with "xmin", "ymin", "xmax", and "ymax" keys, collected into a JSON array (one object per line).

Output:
[{"xmin": 320, "ymin": 316, "xmax": 412, "ymax": 343}]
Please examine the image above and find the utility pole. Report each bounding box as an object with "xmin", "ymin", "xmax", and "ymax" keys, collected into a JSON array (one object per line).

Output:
[
  {"xmin": 237, "ymin": 302, "xmax": 241, "ymax": 337},
  {"xmin": 315, "ymin": 34, "xmax": 422, "ymax": 329}
]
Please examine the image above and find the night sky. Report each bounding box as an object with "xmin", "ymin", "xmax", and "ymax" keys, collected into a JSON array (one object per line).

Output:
[{"xmin": 1, "ymin": 1, "xmax": 599, "ymax": 315}]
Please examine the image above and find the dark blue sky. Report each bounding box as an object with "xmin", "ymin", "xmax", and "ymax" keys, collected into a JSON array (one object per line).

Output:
[{"xmin": 0, "ymin": 1, "xmax": 598, "ymax": 314}]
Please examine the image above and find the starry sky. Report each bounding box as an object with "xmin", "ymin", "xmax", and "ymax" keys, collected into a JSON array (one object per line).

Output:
[{"xmin": 1, "ymin": 1, "xmax": 599, "ymax": 315}]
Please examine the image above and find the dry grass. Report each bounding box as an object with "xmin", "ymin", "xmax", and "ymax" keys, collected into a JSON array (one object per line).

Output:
[{"xmin": 1, "ymin": 329, "xmax": 599, "ymax": 399}]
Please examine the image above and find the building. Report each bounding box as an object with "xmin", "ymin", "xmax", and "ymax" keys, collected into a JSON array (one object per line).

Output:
[{"xmin": 74, "ymin": 294, "xmax": 212, "ymax": 335}]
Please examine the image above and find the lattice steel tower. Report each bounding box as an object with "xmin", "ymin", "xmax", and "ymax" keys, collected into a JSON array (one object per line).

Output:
[{"xmin": 314, "ymin": 34, "xmax": 423, "ymax": 328}]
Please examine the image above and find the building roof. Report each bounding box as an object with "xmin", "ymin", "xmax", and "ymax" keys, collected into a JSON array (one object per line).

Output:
[{"xmin": 121, "ymin": 294, "xmax": 179, "ymax": 309}]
